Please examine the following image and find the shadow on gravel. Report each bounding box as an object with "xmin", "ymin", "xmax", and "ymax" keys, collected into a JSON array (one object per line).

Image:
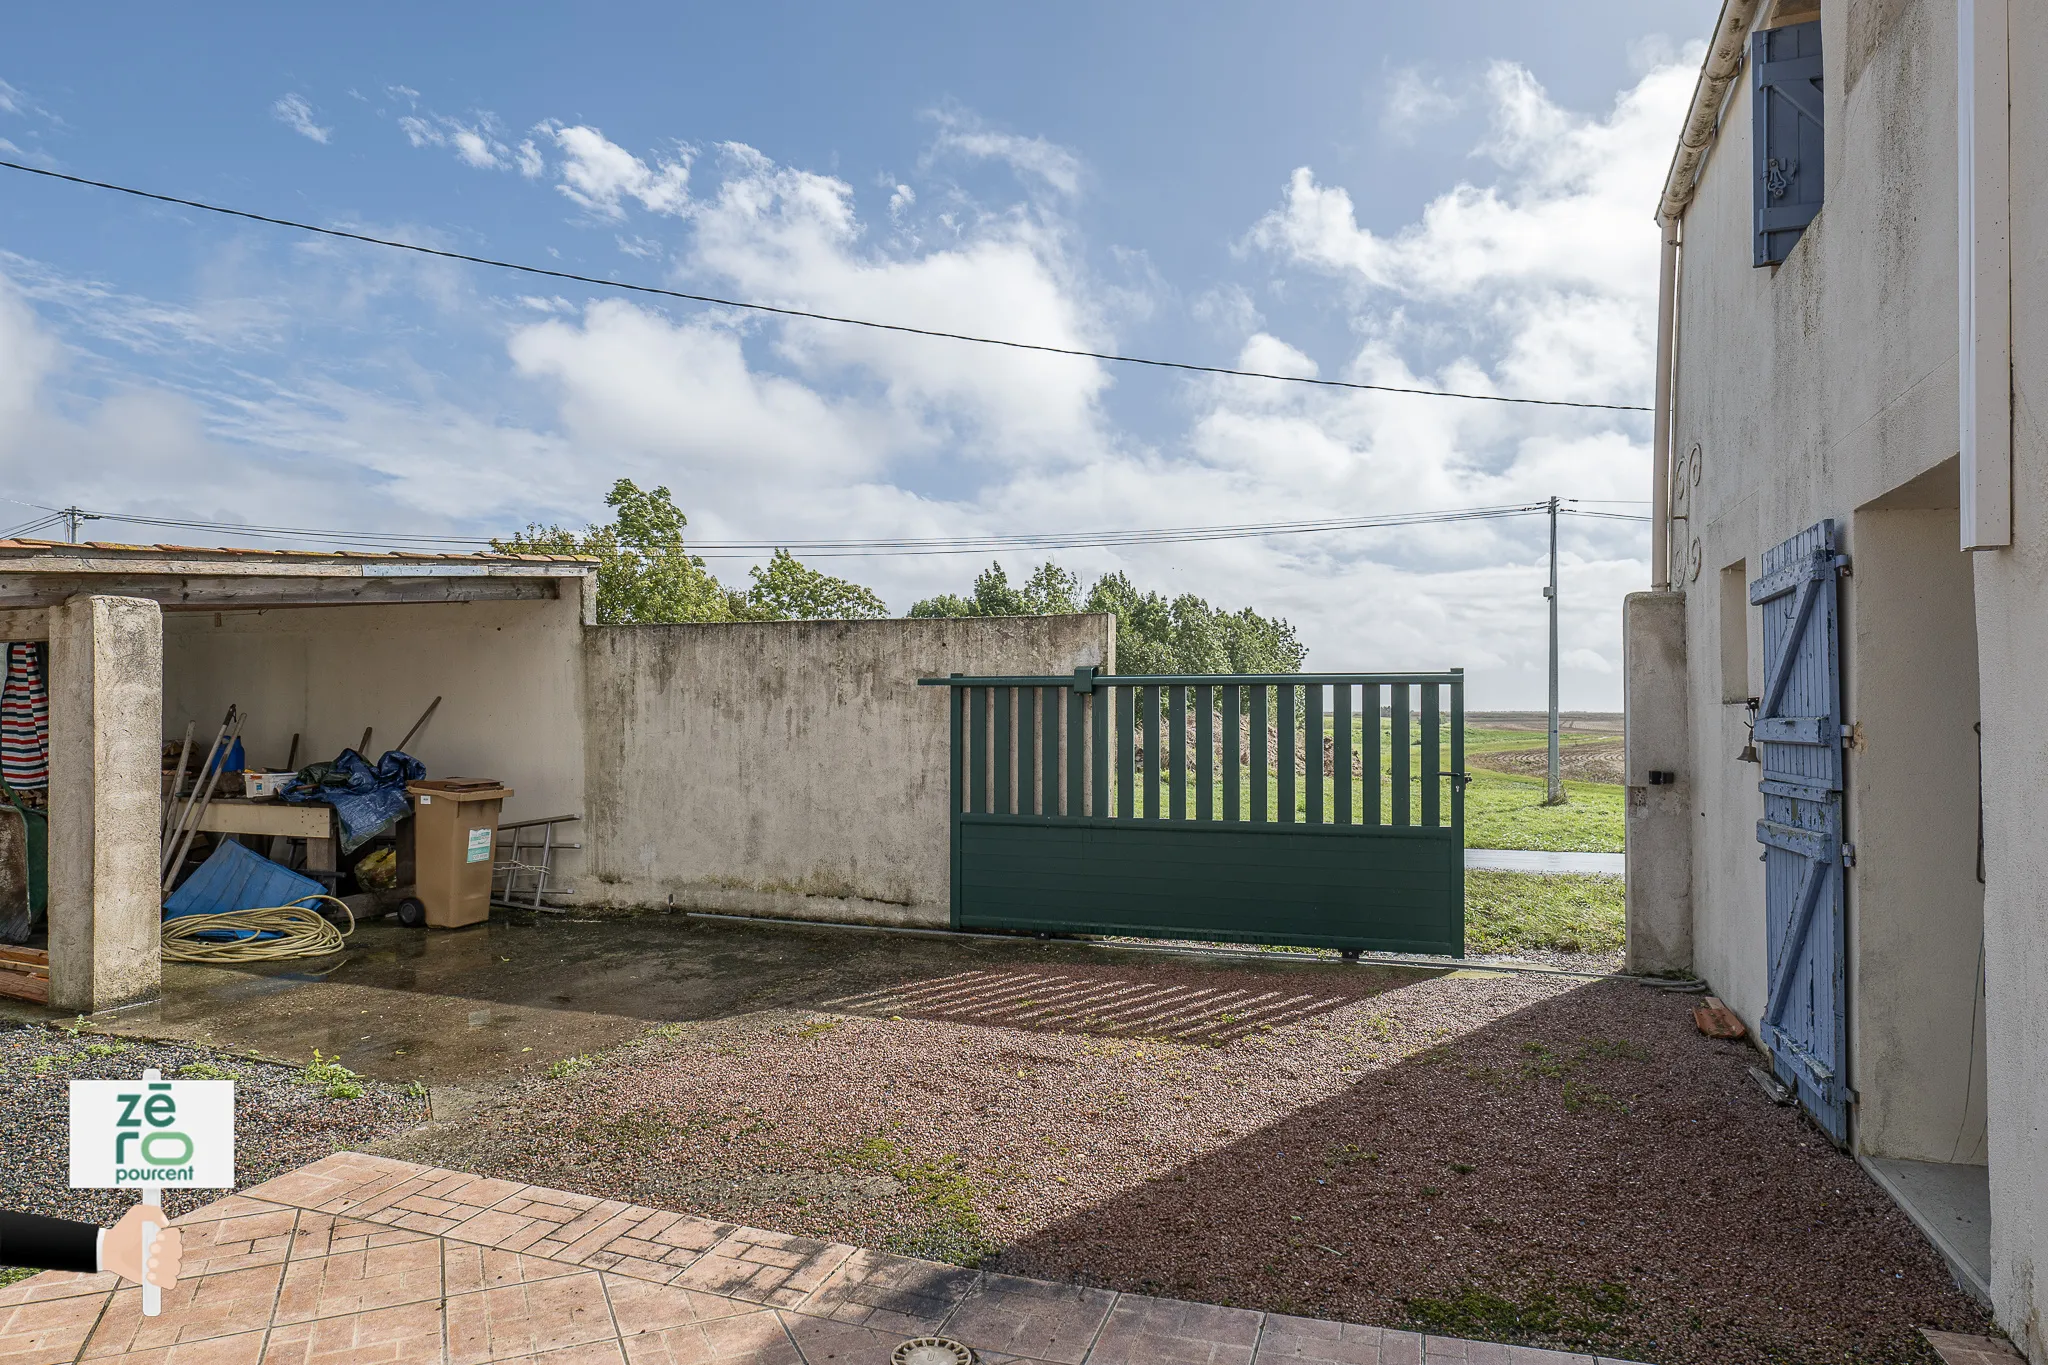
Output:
[{"xmin": 990, "ymin": 979, "xmax": 1991, "ymax": 1365}]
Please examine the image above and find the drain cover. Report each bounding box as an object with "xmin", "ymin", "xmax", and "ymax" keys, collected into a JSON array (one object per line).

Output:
[{"xmin": 892, "ymin": 1337, "xmax": 974, "ymax": 1365}]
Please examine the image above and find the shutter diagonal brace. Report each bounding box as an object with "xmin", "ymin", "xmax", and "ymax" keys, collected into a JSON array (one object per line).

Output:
[{"xmin": 1758, "ymin": 556, "xmax": 1826, "ymax": 719}]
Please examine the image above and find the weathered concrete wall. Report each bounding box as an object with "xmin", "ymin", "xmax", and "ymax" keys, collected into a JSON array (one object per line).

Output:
[
  {"xmin": 580, "ymin": 615, "xmax": 1114, "ymax": 926},
  {"xmin": 48, "ymin": 595, "xmax": 163, "ymax": 1012},
  {"xmin": 161, "ymin": 594, "xmax": 588, "ymax": 870},
  {"xmin": 1846, "ymin": 495, "xmax": 1985, "ymax": 1164},
  {"xmin": 1975, "ymin": 0, "xmax": 2048, "ymax": 1350},
  {"xmin": 1622, "ymin": 591, "xmax": 1692, "ymax": 974},
  {"xmin": 1667, "ymin": 0, "xmax": 2046, "ymax": 1348}
]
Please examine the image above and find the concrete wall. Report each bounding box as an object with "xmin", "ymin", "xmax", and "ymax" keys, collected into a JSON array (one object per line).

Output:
[
  {"xmin": 1622, "ymin": 591, "xmax": 1692, "ymax": 974},
  {"xmin": 1974, "ymin": 0, "xmax": 2048, "ymax": 1349},
  {"xmin": 1666, "ymin": 0, "xmax": 2045, "ymax": 1348},
  {"xmin": 47, "ymin": 596, "xmax": 163, "ymax": 1012},
  {"xmin": 579, "ymin": 614, "xmax": 1114, "ymax": 926},
  {"xmin": 161, "ymin": 593, "xmax": 588, "ymax": 877}
]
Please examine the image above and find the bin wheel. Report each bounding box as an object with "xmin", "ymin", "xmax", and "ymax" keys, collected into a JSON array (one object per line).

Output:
[
  {"xmin": 396, "ymin": 898, "xmax": 426, "ymax": 928},
  {"xmin": 1341, "ymin": 949, "xmax": 1362, "ymax": 963}
]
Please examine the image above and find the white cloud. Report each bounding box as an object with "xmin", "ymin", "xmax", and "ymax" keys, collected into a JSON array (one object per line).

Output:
[
  {"xmin": 546, "ymin": 125, "xmax": 691, "ymax": 218},
  {"xmin": 1564, "ymin": 647, "xmax": 1615, "ymax": 674},
  {"xmin": 398, "ymin": 112, "xmax": 512, "ymax": 169},
  {"xmin": 1381, "ymin": 67, "xmax": 1463, "ymax": 138},
  {"xmin": 515, "ymin": 139, "xmax": 544, "ymax": 178},
  {"xmin": 925, "ymin": 110, "xmax": 1082, "ymax": 196},
  {"xmin": 271, "ymin": 93, "xmax": 331, "ymax": 144}
]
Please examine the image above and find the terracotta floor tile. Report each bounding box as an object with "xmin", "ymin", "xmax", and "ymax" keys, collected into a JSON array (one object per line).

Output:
[
  {"xmin": 447, "ymin": 1208, "xmax": 549, "ymax": 1249},
  {"xmin": 604, "ymin": 1275, "xmax": 759, "ymax": 1336},
  {"xmin": 648, "ymin": 1219, "xmax": 733, "ymax": 1259},
  {"xmin": 1922, "ymin": 1333, "xmax": 2029, "ymax": 1365},
  {"xmin": 108, "ymin": 1327, "xmax": 270, "ymax": 1365},
  {"xmin": 776, "ymin": 1310, "xmax": 913, "ymax": 1364},
  {"xmin": 273, "ymin": 1238, "xmax": 444, "ymax": 1323},
  {"xmin": 288, "ymin": 1213, "xmax": 433, "ymax": 1261},
  {"xmin": 0, "ymin": 1289, "xmax": 112, "ymax": 1365},
  {"xmin": 176, "ymin": 1206, "xmax": 301, "ymax": 1276},
  {"xmin": 792, "ymin": 1248, "xmax": 978, "ymax": 1336},
  {"xmin": 939, "ymin": 1273, "xmax": 1115, "ymax": 1365},
  {"xmin": 443, "ymin": 1244, "xmax": 589, "ymax": 1296},
  {"xmin": 618, "ymin": 1310, "xmax": 801, "ymax": 1365},
  {"xmin": 261, "ymin": 1300, "xmax": 445, "ymax": 1365},
  {"xmin": 1500, "ymin": 1347, "xmax": 1594, "ymax": 1364},
  {"xmin": 510, "ymin": 1343, "xmax": 629, "ymax": 1364},
  {"xmin": 670, "ymin": 1229, "xmax": 852, "ymax": 1311},
  {"xmin": 82, "ymin": 1264, "xmax": 283, "ymax": 1357},
  {"xmin": 0, "ymin": 1270, "xmax": 120, "ymax": 1307},
  {"xmin": 164, "ymin": 1195, "xmax": 288, "ymax": 1227},
  {"xmin": 446, "ymin": 1270, "xmax": 616, "ymax": 1364},
  {"xmin": 1085, "ymin": 1293, "xmax": 1260, "ymax": 1364},
  {"xmin": 1253, "ymin": 1315, "xmax": 1389, "ymax": 1364}
]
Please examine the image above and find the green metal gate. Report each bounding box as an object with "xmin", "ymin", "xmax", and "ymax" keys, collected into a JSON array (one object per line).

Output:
[{"xmin": 922, "ymin": 669, "xmax": 1466, "ymax": 956}]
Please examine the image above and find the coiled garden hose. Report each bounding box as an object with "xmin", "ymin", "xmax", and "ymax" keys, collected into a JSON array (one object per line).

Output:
[{"xmin": 159, "ymin": 895, "xmax": 355, "ymax": 963}]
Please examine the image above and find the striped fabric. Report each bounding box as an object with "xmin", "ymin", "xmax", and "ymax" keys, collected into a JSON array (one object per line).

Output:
[{"xmin": 0, "ymin": 643, "xmax": 48, "ymax": 789}]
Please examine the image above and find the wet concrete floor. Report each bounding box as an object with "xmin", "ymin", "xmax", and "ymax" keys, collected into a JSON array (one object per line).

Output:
[{"xmin": 5, "ymin": 911, "xmax": 1400, "ymax": 1087}]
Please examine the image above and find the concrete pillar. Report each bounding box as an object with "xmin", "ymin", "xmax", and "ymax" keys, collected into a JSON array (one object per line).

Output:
[
  {"xmin": 47, "ymin": 594, "xmax": 164, "ymax": 1013},
  {"xmin": 1623, "ymin": 590, "xmax": 1693, "ymax": 975}
]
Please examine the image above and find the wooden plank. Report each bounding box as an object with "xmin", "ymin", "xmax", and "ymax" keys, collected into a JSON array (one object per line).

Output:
[
  {"xmin": 0, "ymin": 945, "xmax": 48, "ymax": 968},
  {"xmin": 194, "ymin": 801, "xmax": 333, "ymax": 839},
  {"xmin": 0, "ymin": 575, "xmax": 560, "ymax": 610},
  {"xmin": 0, "ymin": 964, "xmax": 49, "ymax": 1004},
  {"xmin": 0, "ymin": 608, "xmax": 48, "ymax": 641},
  {"xmin": 1334, "ymin": 683, "xmax": 1353, "ymax": 825}
]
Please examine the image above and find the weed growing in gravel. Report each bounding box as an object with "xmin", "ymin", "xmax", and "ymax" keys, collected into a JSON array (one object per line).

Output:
[
  {"xmin": 548, "ymin": 1054, "xmax": 596, "ymax": 1079},
  {"xmin": 795, "ymin": 1018, "xmax": 841, "ymax": 1039},
  {"xmin": 29, "ymin": 1053, "xmax": 70, "ymax": 1075},
  {"xmin": 406, "ymin": 1081, "xmax": 428, "ymax": 1099},
  {"xmin": 299, "ymin": 1050, "xmax": 365, "ymax": 1099},
  {"xmin": 831, "ymin": 1136, "xmax": 996, "ymax": 1266},
  {"xmin": 0, "ymin": 1267, "xmax": 33, "ymax": 1290},
  {"xmin": 1403, "ymin": 1281, "xmax": 1632, "ymax": 1353},
  {"xmin": 177, "ymin": 1062, "xmax": 233, "ymax": 1079},
  {"xmin": 81, "ymin": 1041, "xmax": 129, "ymax": 1059},
  {"xmin": 1323, "ymin": 1143, "xmax": 1378, "ymax": 1169}
]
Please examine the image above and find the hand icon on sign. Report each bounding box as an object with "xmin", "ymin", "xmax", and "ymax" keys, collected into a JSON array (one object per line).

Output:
[{"xmin": 102, "ymin": 1205, "xmax": 182, "ymax": 1289}]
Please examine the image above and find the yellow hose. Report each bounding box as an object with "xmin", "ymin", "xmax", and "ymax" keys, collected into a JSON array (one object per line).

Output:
[{"xmin": 160, "ymin": 896, "xmax": 356, "ymax": 963}]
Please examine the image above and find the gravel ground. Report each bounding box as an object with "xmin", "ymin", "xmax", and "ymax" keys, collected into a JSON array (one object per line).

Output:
[
  {"xmin": 380, "ymin": 962, "xmax": 1989, "ymax": 1365},
  {"xmin": 0, "ymin": 1024, "xmax": 430, "ymax": 1229}
]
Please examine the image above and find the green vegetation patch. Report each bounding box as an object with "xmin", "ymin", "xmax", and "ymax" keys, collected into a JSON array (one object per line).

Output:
[
  {"xmin": 832, "ymin": 1135, "xmax": 995, "ymax": 1267},
  {"xmin": 1404, "ymin": 1280, "xmax": 1634, "ymax": 1353},
  {"xmin": 1464, "ymin": 870, "xmax": 1624, "ymax": 955}
]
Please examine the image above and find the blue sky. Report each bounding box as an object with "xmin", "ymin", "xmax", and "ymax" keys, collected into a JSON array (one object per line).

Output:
[{"xmin": 0, "ymin": 1, "xmax": 1716, "ymax": 707}]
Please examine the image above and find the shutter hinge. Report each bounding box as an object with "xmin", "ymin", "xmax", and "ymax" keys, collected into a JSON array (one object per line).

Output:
[
  {"xmin": 1842, "ymin": 842, "xmax": 1857, "ymax": 867},
  {"xmin": 1833, "ymin": 554, "xmax": 1852, "ymax": 576},
  {"xmin": 1841, "ymin": 721, "xmax": 1864, "ymax": 750}
]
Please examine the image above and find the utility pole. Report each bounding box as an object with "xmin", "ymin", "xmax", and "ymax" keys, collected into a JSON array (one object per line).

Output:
[
  {"xmin": 1544, "ymin": 495, "xmax": 1562, "ymax": 805},
  {"xmin": 60, "ymin": 507, "xmax": 96, "ymax": 542}
]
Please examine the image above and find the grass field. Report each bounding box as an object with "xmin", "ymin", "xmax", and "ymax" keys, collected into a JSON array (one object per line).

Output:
[
  {"xmin": 1122, "ymin": 722, "xmax": 1623, "ymax": 853},
  {"xmin": 1465, "ymin": 870, "xmax": 1625, "ymax": 956}
]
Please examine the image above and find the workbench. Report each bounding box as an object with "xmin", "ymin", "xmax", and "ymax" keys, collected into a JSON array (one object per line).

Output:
[{"xmin": 194, "ymin": 799, "xmax": 339, "ymax": 877}]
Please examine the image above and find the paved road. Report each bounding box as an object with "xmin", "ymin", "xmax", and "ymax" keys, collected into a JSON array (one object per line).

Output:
[{"xmin": 1467, "ymin": 848, "xmax": 1625, "ymax": 875}]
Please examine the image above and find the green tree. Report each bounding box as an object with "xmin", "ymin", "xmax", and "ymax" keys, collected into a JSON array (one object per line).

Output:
[
  {"xmin": 739, "ymin": 549, "xmax": 888, "ymax": 620},
  {"xmin": 495, "ymin": 481, "xmax": 887, "ymax": 623},
  {"xmin": 909, "ymin": 560, "xmax": 1305, "ymax": 673}
]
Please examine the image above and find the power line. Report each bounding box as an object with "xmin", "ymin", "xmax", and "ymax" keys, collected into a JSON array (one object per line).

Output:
[
  {"xmin": 4, "ymin": 498, "xmax": 1647, "ymax": 560},
  {"xmin": 0, "ymin": 158, "xmax": 1654, "ymax": 414}
]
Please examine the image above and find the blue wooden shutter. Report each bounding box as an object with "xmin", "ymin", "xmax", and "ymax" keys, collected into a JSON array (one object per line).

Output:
[
  {"xmin": 1753, "ymin": 21, "xmax": 1825, "ymax": 267},
  {"xmin": 1750, "ymin": 521, "xmax": 1849, "ymax": 1143}
]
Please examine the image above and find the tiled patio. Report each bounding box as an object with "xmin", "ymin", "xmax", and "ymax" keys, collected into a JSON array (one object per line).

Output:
[{"xmin": 1, "ymin": 1153, "xmax": 1641, "ymax": 1364}]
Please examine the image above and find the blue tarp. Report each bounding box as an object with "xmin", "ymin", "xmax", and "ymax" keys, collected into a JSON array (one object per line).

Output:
[
  {"xmin": 163, "ymin": 839, "xmax": 326, "ymax": 939},
  {"xmin": 279, "ymin": 749, "xmax": 425, "ymax": 853}
]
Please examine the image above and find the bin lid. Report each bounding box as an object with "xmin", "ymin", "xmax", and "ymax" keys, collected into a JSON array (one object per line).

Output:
[{"xmin": 407, "ymin": 780, "xmax": 512, "ymax": 802}]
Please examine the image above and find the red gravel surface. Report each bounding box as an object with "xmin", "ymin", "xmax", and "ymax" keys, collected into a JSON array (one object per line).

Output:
[{"xmin": 388, "ymin": 960, "xmax": 1991, "ymax": 1365}]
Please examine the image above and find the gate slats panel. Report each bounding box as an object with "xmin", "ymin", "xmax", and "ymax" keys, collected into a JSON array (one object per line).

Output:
[
  {"xmin": 1223, "ymin": 686, "xmax": 1242, "ymax": 821},
  {"xmin": 1250, "ymin": 686, "xmax": 1270, "ymax": 823},
  {"xmin": 1391, "ymin": 684, "xmax": 1411, "ymax": 827},
  {"xmin": 1306, "ymin": 685, "xmax": 1325, "ymax": 825},
  {"xmin": 994, "ymin": 688, "xmax": 1013, "ymax": 815},
  {"xmin": 1750, "ymin": 520, "xmax": 1848, "ymax": 1144},
  {"xmin": 1422, "ymin": 683, "xmax": 1441, "ymax": 828},
  {"xmin": 1334, "ymin": 684, "xmax": 1353, "ymax": 825},
  {"xmin": 929, "ymin": 670, "xmax": 1468, "ymax": 956},
  {"xmin": 1365, "ymin": 684, "xmax": 1382, "ymax": 825}
]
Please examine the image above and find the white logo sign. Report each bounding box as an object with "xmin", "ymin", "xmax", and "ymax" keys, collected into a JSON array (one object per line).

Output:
[
  {"xmin": 69, "ymin": 1076, "xmax": 235, "ymax": 1189},
  {"xmin": 466, "ymin": 827, "xmax": 493, "ymax": 863}
]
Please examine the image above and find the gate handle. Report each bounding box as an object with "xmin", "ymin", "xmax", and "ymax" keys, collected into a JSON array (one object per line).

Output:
[{"xmin": 1446, "ymin": 771, "xmax": 1474, "ymax": 789}]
